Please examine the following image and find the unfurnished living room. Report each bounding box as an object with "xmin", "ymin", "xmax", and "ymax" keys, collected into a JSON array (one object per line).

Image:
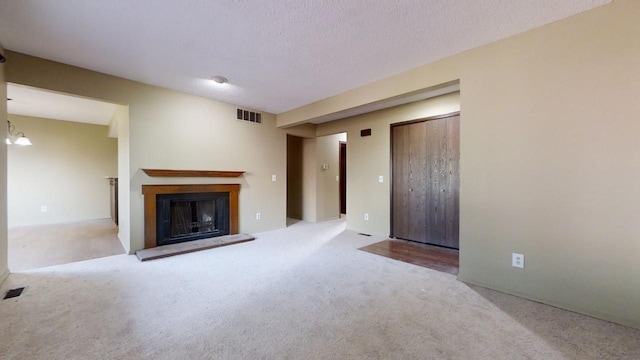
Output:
[{"xmin": 0, "ymin": 1, "xmax": 639, "ymax": 359}]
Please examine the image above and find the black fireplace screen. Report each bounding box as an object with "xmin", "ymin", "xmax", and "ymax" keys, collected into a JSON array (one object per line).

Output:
[{"xmin": 156, "ymin": 192, "xmax": 230, "ymax": 246}]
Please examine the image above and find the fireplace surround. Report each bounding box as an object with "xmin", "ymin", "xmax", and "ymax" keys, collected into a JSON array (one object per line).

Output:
[{"xmin": 142, "ymin": 184, "xmax": 239, "ymax": 249}]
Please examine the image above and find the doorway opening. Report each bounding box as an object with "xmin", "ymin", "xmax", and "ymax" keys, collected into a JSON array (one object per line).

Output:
[
  {"xmin": 286, "ymin": 134, "xmax": 304, "ymax": 224},
  {"xmin": 315, "ymin": 132, "xmax": 346, "ymax": 222},
  {"xmin": 286, "ymin": 132, "xmax": 347, "ymax": 224},
  {"xmin": 6, "ymin": 84, "xmax": 128, "ymax": 270}
]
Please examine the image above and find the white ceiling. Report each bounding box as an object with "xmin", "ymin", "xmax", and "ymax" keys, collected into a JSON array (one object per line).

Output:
[
  {"xmin": 7, "ymin": 84, "xmax": 119, "ymax": 126},
  {"xmin": 0, "ymin": 0, "xmax": 609, "ymax": 115}
]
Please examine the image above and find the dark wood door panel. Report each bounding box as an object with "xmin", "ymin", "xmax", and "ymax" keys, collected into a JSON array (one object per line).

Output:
[
  {"xmin": 391, "ymin": 113, "xmax": 460, "ymax": 249},
  {"xmin": 392, "ymin": 125, "xmax": 411, "ymax": 239},
  {"xmin": 425, "ymin": 118, "xmax": 448, "ymax": 246},
  {"xmin": 445, "ymin": 116, "xmax": 460, "ymax": 248},
  {"xmin": 408, "ymin": 121, "xmax": 427, "ymax": 242}
]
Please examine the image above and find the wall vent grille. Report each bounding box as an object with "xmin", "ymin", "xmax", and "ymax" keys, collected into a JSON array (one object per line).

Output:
[{"xmin": 237, "ymin": 109, "xmax": 262, "ymax": 124}]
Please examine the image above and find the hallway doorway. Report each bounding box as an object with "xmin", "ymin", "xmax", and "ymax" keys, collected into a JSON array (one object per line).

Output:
[{"xmin": 6, "ymin": 84, "xmax": 126, "ymax": 270}]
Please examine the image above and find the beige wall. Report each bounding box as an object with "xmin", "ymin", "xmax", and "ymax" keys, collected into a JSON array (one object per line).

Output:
[
  {"xmin": 284, "ymin": 123, "xmax": 316, "ymax": 138},
  {"xmin": 127, "ymin": 96, "xmax": 286, "ymax": 250},
  {"xmin": 317, "ymin": 94, "xmax": 460, "ymax": 234},
  {"xmin": 286, "ymin": 1, "xmax": 640, "ymax": 329},
  {"xmin": 5, "ymin": 52, "xmax": 287, "ymax": 253},
  {"xmin": 0, "ymin": 43, "xmax": 8, "ymax": 284},
  {"xmin": 7, "ymin": 115, "xmax": 117, "ymax": 227},
  {"xmin": 315, "ymin": 133, "xmax": 346, "ymax": 221}
]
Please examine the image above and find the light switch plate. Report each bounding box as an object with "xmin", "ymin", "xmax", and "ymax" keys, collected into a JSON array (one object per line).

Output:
[
  {"xmin": 378, "ymin": 175, "xmax": 384, "ymax": 183},
  {"xmin": 272, "ymin": 174, "xmax": 277, "ymax": 182}
]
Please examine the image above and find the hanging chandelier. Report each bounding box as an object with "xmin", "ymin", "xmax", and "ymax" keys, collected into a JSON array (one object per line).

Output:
[{"xmin": 6, "ymin": 120, "xmax": 32, "ymax": 146}]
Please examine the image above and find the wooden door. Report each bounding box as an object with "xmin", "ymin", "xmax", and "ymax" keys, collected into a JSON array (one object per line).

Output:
[
  {"xmin": 339, "ymin": 142, "xmax": 347, "ymax": 214},
  {"xmin": 392, "ymin": 121, "xmax": 428, "ymax": 241},
  {"xmin": 392, "ymin": 125, "xmax": 411, "ymax": 239},
  {"xmin": 391, "ymin": 114, "xmax": 460, "ymax": 249}
]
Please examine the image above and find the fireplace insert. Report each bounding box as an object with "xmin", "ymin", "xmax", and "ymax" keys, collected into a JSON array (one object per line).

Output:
[{"xmin": 155, "ymin": 192, "xmax": 230, "ymax": 246}]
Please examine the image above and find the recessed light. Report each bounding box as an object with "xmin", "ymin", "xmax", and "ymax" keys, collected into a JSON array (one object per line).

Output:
[{"xmin": 212, "ymin": 75, "xmax": 228, "ymax": 84}]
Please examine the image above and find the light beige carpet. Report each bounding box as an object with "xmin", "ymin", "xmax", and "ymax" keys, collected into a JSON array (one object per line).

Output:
[
  {"xmin": 8, "ymin": 219, "xmax": 125, "ymax": 271},
  {"xmin": 0, "ymin": 219, "xmax": 638, "ymax": 359}
]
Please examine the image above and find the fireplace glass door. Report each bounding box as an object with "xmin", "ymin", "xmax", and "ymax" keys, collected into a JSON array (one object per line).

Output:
[{"xmin": 156, "ymin": 192, "xmax": 230, "ymax": 246}]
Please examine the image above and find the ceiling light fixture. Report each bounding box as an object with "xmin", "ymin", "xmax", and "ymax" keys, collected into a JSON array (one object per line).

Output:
[
  {"xmin": 6, "ymin": 120, "xmax": 32, "ymax": 146},
  {"xmin": 212, "ymin": 75, "xmax": 228, "ymax": 84}
]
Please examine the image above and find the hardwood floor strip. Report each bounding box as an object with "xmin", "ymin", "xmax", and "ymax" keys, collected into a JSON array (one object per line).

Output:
[{"xmin": 359, "ymin": 239, "xmax": 459, "ymax": 275}]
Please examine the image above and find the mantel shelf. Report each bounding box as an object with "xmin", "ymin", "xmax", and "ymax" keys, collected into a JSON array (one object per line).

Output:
[{"xmin": 142, "ymin": 169, "xmax": 245, "ymax": 178}]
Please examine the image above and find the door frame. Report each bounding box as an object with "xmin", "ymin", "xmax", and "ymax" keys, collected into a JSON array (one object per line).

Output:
[{"xmin": 389, "ymin": 111, "xmax": 460, "ymax": 240}]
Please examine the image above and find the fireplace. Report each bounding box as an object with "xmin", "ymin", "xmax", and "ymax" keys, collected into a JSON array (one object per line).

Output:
[
  {"xmin": 142, "ymin": 184, "xmax": 239, "ymax": 249},
  {"xmin": 156, "ymin": 192, "xmax": 230, "ymax": 246}
]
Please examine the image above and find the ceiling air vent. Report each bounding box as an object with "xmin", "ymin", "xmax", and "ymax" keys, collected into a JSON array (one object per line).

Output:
[{"xmin": 237, "ymin": 108, "xmax": 262, "ymax": 124}]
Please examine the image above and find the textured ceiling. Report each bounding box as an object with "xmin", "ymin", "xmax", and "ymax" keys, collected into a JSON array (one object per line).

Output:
[{"xmin": 0, "ymin": 0, "xmax": 609, "ymax": 114}]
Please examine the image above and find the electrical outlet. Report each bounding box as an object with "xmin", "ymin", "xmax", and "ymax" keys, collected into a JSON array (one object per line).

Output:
[
  {"xmin": 272, "ymin": 174, "xmax": 277, "ymax": 182},
  {"xmin": 364, "ymin": 213, "xmax": 369, "ymax": 221},
  {"xmin": 512, "ymin": 253, "xmax": 524, "ymax": 268},
  {"xmin": 40, "ymin": 206, "xmax": 48, "ymax": 213},
  {"xmin": 378, "ymin": 175, "xmax": 384, "ymax": 183},
  {"xmin": 256, "ymin": 212, "xmax": 261, "ymax": 220}
]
